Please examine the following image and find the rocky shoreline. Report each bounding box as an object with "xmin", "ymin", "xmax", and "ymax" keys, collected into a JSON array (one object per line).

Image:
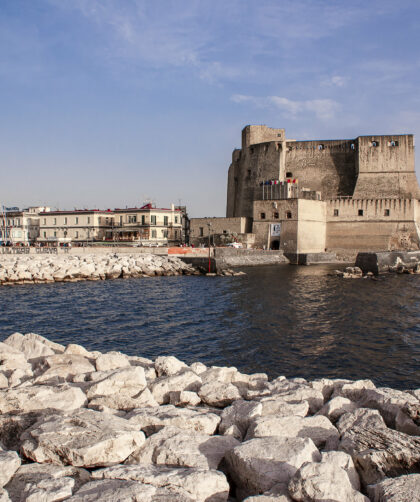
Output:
[{"xmin": 0, "ymin": 333, "xmax": 419, "ymax": 501}]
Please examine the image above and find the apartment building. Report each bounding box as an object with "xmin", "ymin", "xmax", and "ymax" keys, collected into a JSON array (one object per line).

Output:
[
  {"xmin": 112, "ymin": 203, "xmax": 183, "ymax": 245},
  {"xmin": 37, "ymin": 210, "xmax": 114, "ymax": 244},
  {"xmin": 0, "ymin": 206, "xmax": 49, "ymax": 245}
]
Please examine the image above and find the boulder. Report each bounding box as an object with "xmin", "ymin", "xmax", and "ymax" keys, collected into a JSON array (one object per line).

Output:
[
  {"xmin": 321, "ymin": 451, "xmax": 361, "ymax": 491},
  {"xmin": 126, "ymin": 426, "xmax": 239, "ymax": 470},
  {"xmin": 154, "ymin": 356, "xmax": 188, "ymax": 377},
  {"xmin": 4, "ymin": 463, "xmax": 90, "ymax": 502},
  {"xmin": 259, "ymin": 396, "xmax": 309, "ymax": 418},
  {"xmin": 21, "ymin": 408, "xmax": 145, "ymax": 467},
  {"xmin": 288, "ymin": 459, "xmax": 369, "ymax": 502},
  {"xmin": 169, "ymin": 391, "xmax": 201, "ymax": 407},
  {"xmin": 126, "ymin": 404, "xmax": 220, "ymax": 435},
  {"xmin": 0, "ymin": 412, "xmax": 43, "ymax": 451},
  {"xmin": 358, "ymin": 387, "xmax": 419, "ymax": 432},
  {"xmin": 88, "ymin": 388, "xmax": 158, "ymax": 412},
  {"xmin": 0, "ymin": 490, "xmax": 10, "ymax": 502},
  {"xmin": 0, "ymin": 373, "xmax": 9, "ymax": 389},
  {"xmin": 367, "ymin": 473, "xmax": 420, "ymax": 501},
  {"xmin": 91, "ymin": 464, "xmax": 230, "ymax": 502},
  {"xmin": 0, "ymin": 343, "xmax": 29, "ymax": 372},
  {"xmin": 3, "ymin": 333, "xmax": 64, "ymax": 356},
  {"xmin": 200, "ymin": 366, "xmax": 239, "ymax": 384},
  {"xmin": 245, "ymin": 415, "xmax": 339, "ymax": 450},
  {"xmin": 224, "ymin": 437, "xmax": 321, "ymax": 499},
  {"xmin": 340, "ymin": 424, "xmax": 420, "ymax": 486},
  {"xmin": 198, "ymin": 381, "xmax": 242, "ymax": 408},
  {"xmin": 317, "ymin": 396, "xmax": 358, "ymax": 423},
  {"xmin": 66, "ymin": 478, "xmax": 194, "ymax": 502},
  {"xmin": 336, "ymin": 408, "xmax": 387, "ymax": 435},
  {"xmin": 0, "ymin": 449, "xmax": 20, "ymax": 487},
  {"xmin": 64, "ymin": 344, "xmax": 92, "ymax": 357},
  {"xmin": 95, "ymin": 353, "xmax": 130, "ymax": 372},
  {"xmin": 150, "ymin": 371, "xmax": 202, "ymax": 404},
  {"xmin": 219, "ymin": 400, "xmax": 262, "ymax": 438},
  {"xmin": 0, "ymin": 385, "xmax": 87, "ymax": 414},
  {"xmin": 34, "ymin": 354, "xmax": 96, "ymax": 384},
  {"xmin": 190, "ymin": 362, "xmax": 207, "ymax": 375},
  {"xmin": 333, "ymin": 379, "xmax": 376, "ymax": 402},
  {"xmin": 266, "ymin": 381, "xmax": 324, "ymax": 414},
  {"xmin": 85, "ymin": 366, "xmax": 147, "ymax": 399}
]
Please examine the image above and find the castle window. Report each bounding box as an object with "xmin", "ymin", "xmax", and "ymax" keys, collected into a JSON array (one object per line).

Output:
[
  {"xmin": 247, "ymin": 169, "xmax": 251, "ymax": 178},
  {"xmin": 199, "ymin": 227, "xmax": 204, "ymax": 237},
  {"xmin": 358, "ymin": 209, "xmax": 364, "ymax": 216},
  {"xmin": 318, "ymin": 144, "xmax": 324, "ymax": 150},
  {"xmin": 274, "ymin": 212, "xmax": 279, "ymax": 219},
  {"xmin": 250, "ymin": 147, "xmax": 254, "ymax": 154},
  {"xmin": 334, "ymin": 209, "xmax": 339, "ymax": 216},
  {"xmin": 286, "ymin": 211, "xmax": 292, "ymax": 219},
  {"xmin": 351, "ymin": 143, "xmax": 356, "ymax": 150},
  {"xmin": 371, "ymin": 141, "xmax": 379, "ymax": 147},
  {"xmin": 261, "ymin": 213, "xmax": 266, "ymax": 219},
  {"xmin": 388, "ymin": 140, "xmax": 398, "ymax": 147},
  {"xmin": 384, "ymin": 209, "xmax": 390, "ymax": 216},
  {"xmin": 277, "ymin": 134, "xmax": 282, "ymax": 137},
  {"xmin": 286, "ymin": 172, "xmax": 293, "ymax": 178}
]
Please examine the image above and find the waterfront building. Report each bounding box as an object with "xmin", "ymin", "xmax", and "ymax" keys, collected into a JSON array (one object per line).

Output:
[
  {"xmin": 37, "ymin": 209, "xmax": 114, "ymax": 244},
  {"xmin": 112, "ymin": 203, "xmax": 183, "ymax": 246},
  {"xmin": 0, "ymin": 206, "xmax": 50, "ymax": 245}
]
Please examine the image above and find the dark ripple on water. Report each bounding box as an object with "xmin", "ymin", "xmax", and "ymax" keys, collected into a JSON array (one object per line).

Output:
[{"xmin": 0, "ymin": 264, "xmax": 419, "ymax": 389}]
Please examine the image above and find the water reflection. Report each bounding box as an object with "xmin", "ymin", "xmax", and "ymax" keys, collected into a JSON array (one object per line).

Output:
[{"xmin": 0, "ymin": 265, "xmax": 419, "ymax": 389}]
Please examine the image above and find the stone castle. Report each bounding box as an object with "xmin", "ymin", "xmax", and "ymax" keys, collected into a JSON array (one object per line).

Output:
[{"xmin": 191, "ymin": 125, "xmax": 420, "ymax": 260}]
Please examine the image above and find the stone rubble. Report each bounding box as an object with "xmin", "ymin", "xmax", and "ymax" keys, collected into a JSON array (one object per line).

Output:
[
  {"xmin": 0, "ymin": 253, "xmax": 248, "ymax": 286},
  {"xmin": 0, "ymin": 332, "xmax": 418, "ymax": 501}
]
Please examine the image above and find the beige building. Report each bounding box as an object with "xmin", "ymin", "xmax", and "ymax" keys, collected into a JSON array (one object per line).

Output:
[
  {"xmin": 112, "ymin": 204, "xmax": 183, "ymax": 245},
  {"xmin": 38, "ymin": 210, "xmax": 114, "ymax": 244},
  {"xmin": 0, "ymin": 206, "xmax": 49, "ymax": 245},
  {"xmin": 189, "ymin": 217, "xmax": 252, "ymax": 247}
]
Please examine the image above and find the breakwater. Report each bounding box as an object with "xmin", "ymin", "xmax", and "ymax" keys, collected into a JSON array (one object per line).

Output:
[
  {"xmin": 0, "ymin": 332, "xmax": 418, "ymax": 501},
  {"xmin": 0, "ymin": 253, "xmax": 199, "ymax": 285}
]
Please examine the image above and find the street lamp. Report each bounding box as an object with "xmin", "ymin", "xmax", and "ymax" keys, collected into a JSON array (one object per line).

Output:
[{"xmin": 207, "ymin": 222, "xmax": 212, "ymax": 273}]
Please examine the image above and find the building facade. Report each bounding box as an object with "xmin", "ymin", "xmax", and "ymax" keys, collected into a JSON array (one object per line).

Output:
[
  {"xmin": 0, "ymin": 206, "xmax": 49, "ymax": 245},
  {"xmin": 225, "ymin": 125, "xmax": 420, "ymax": 255}
]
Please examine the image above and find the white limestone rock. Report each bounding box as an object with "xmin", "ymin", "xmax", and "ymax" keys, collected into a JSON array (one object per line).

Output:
[
  {"xmin": 150, "ymin": 370, "xmax": 202, "ymax": 405},
  {"xmin": 200, "ymin": 366, "xmax": 239, "ymax": 384},
  {"xmin": 0, "ymin": 343, "xmax": 29, "ymax": 372},
  {"xmin": 266, "ymin": 380, "xmax": 324, "ymax": 414},
  {"xmin": 0, "ymin": 490, "xmax": 10, "ymax": 502},
  {"xmin": 317, "ymin": 396, "xmax": 358, "ymax": 422},
  {"xmin": 321, "ymin": 451, "xmax": 361, "ymax": 491},
  {"xmin": 0, "ymin": 373, "xmax": 9, "ymax": 389},
  {"xmin": 198, "ymin": 381, "xmax": 242, "ymax": 408},
  {"xmin": 126, "ymin": 404, "xmax": 220, "ymax": 435},
  {"xmin": 332, "ymin": 379, "xmax": 376, "ymax": 402},
  {"xmin": 88, "ymin": 388, "xmax": 158, "ymax": 412},
  {"xmin": 91, "ymin": 464, "xmax": 230, "ymax": 502},
  {"xmin": 66, "ymin": 478, "xmax": 194, "ymax": 502},
  {"xmin": 95, "ymin": 352, "xmax": 130, "ymax": 372},
  {"xmin": 309, "ymin": 378, "xmax": 336, "ymax": 401},
  {"xmin": 288, "ymin": 459, "xmax": 369, "ymax": 502},
  {"xmin": 339, "ymin": 424, "xmax": 420, "ymax": 486},
  {"xmin": 190, "ymin": 362, "xmax": 207, "ymax": 375},
  {"xmin": 0, "ymin": 449, "xmax": 21, "ymax": 487},
  {"xmin": 336, "ymin": 408, "xmax": 387, "ymax": 435},
  {"xmin": 85, "ymin": 366, "xmax": 147, "ymax": 399},
  {"xmin": 259, "ymin": 396, "xmax": 309, "ymax": 418},
  {"xmin": 0, "ymin": 384, "xmax": 87, "ymax": 414},
  {"xmin": 126, "ymin": 426, "xmax": 239, "ymax": 470},
  {"xmin": 219, "ymin": 400, "xmax": 262, "ymax": 438},
  {"xmin": 224, "ymin": 437, "xmax": 321, "ymax": 499},
  {"xmin": 243, "ymin": 483, "xmax": 292, "ymax": 501},
  {"xmin": 34, "ymin": 354, "xmax": 96, "ymax": 384},
  {"xmin": 64, "ymin": 343, "xmax": 92, "ymax": 357},
  {"xmin": 168, "ymin": 390, "xmax": 201, "ymax": 407},
  {"xmin": 3, "ymin": 332, "xmax": 64, "ymax": 357},
  {"xmin": 154, "ymin": 355, "xmax": 188, "ymax": 377},
  {"xmin": 4, "ymin": 463, "xmax": 90, "ymax": 502},
  {"xmin": 367, "ymin": 473, "xmax": 420, "ymax": 501},
  {"xmin": 246, "ymin": 415, "xmax": 339, "ymax": 450},
  {"xmin": 21, "ymin": 408, "xmax": 145, "ymax": 467},
  {"xmin": 358, "ymin": 387, "xmax": 419, "ymax": 432}
]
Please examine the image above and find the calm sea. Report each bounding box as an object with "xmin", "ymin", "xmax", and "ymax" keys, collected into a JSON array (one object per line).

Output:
[{"xmin": 0, "ymin": 264, "xmax": 419, "ymax": 389}]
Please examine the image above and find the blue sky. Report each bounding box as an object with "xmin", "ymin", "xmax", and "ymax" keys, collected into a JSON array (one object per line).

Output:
[{"xmin": 1, "ymin": 0, "xmax": 419, "ymax": 216}]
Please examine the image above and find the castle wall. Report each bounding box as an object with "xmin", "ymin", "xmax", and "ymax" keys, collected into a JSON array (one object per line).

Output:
[
  {"xmin": 353, "ymin": 135, "xmax": 419, "ymax": 199},
  {"xmin": 326, "ymin": 198, "xmax": 420, "ymax": 251},
  {"xmin": 284, "ymin": 140, "xmax": 357, "ymax": 199}
]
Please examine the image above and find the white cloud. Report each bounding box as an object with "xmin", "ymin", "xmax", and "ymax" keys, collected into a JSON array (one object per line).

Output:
[
  {"xmin": 321, "ymin": 75, "xmax": 348, "ymax": 87},
  {"xmin": 231, "ymin": 94, "xmax": 340, "ymax": 119}
]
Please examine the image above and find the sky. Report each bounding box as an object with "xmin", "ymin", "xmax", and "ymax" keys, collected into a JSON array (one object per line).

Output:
[{"xmin": 1, "ymin": 0, "xmax": 419, "ymax": 217}]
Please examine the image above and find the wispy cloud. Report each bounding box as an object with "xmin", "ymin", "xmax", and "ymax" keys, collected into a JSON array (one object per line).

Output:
[
  {"xmin": 231, "ymin": 94, "xmax": 341, "ymax": 120},
  {"xmin": 321, "ymin": 75, "xmax": 348, "ymax": 88}
]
